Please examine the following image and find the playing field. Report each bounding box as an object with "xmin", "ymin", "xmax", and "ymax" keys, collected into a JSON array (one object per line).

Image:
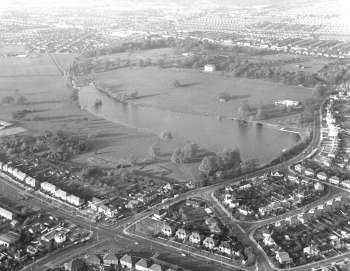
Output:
[{"xmin": 94, "ymin": 66, "xmax": 313, "ymax": 117}]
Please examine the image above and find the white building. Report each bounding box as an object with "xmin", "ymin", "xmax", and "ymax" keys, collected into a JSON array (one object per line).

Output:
[
  {"xmin": 204, "ymin": 64, "xmax": 216, "ymax": 72},
  {"xmin": 274, "ymin": 100, "xmax": 300, "ymax": 107},
  {"xmin": 67, "ymin": 194, "xmax": 83, "ymax": 206},
  {"xmin": 329, "ymin": 176, "xmax": 340, "ymax": 185},
  {"xmin": 41, "ymin": 182, "xmax": 57, "ymax": 194},
  {"xmin": 341, "ymin": 180, "xmax": 350, "ymax": 189},
  {"xmin": 55, "ymin": 189, "xmax": 67, "ymax": 201},
  {"xmin": 120, "ymin": 254, "xmax": 133, "ymax": 269},
  {"xmin": 0, "ymin": 206, "xmax": 13, "ymax": 220},
  {"xmin": 54, "ymin": 232, "xmax": 66, "ymax": 244},
  {"xmin": 25, "ymin": 176, "xmax": 37, "ymax": 188},
  {"xmin": 275, "ymin": 251, "xmax": 292, "ymax": 264}
]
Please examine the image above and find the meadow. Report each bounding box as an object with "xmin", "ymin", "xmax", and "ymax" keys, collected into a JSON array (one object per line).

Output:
[{"xmin": 94, "ymin": 66, "xmax": 313, "ymax": 118}]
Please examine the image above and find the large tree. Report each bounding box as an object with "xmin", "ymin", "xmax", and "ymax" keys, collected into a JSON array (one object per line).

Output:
[
  {"xmin": 198, "ymin": 155, "xmax": 222, "ymax": 177},
  {"xmin": 221, "ymin": 148, "xmax": 241, "ymax": 170}
]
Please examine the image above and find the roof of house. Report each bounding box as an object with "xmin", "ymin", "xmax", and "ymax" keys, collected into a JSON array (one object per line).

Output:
[
  {"xmin": 85, "ymin": 254, "xmax": 100, "ymax": 265},
  {"xmin": 103, "ymin": 252, "xmax": 118, "ymax": 263},
  {"xmin": 149, "ymin": 263, "xmax": 162, "ymax": 271},
  {"xmin": 120, "ymin": 254, "xmax": 132, "ymax": 264},
  {"xmin": 136, "ymin": 258, "xmax": 149, "ymax": 268}
]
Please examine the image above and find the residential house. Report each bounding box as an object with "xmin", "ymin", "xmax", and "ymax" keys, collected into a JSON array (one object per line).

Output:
[
  {"xmin": 25, "ymin": 176, "xmax": 37, "ymax": 188},
  {"xmin": 329, "ymin": 176, "xmax": 340, "ymax": 185},
  {"xmin": 304, "ymin": 168, "xmax": 314, "ymax": 177},
  {"xmin": 85, "ymin": 254, "xmax": 101, "ymax": 266},
  {"xmin": 189, "ymin": 231, "xmax": 203, "ymax": 245},
  {"xmin": 103, "ymin": 253, "xmax": 119, "ymax": 266},
  {"xmin": 317, "ymin": 172, "xmax": 327, "ymax": 181},
  {"xmin": 238, "ymin": 206, "xmax": 252, "ymax": 216},
  {"xmin": 275, "ymin": 251, "xmax": 292, "ymax": 265},
  {"xmin": 263, "ymin": 233, "xmax": 276, "ymax": 247},
  {"xmin": 304, "ymin": 246, "xmax": 320, "ymax": 256},
  {"xmin": 135, "ymin": 258, "xmax": 150, "ymax": 271},
  {"xmin": 341, "ymin": 180, "xmax": 350, "ymax": 189},
  {"xmin": 175, "ymin": 228, "xmax": 188, "ymax": 241},
  {"xmin": 218, "ymin": 241, "xmax": 231, "ymax": 255},
  {"xmin": 0, "ymin": 206, "xmax": 13, "ymax": 220},
  {"xmin": 162, "ymin": 224, "xmax": 175, "ymax": 237},
  {"xmin": 120, "ymin": 254, "xmax": 133, "ymax": 269},
  {"xmin": 203, "ymin": 236, "xmax": 218, "ymax": 250},
  {"xmin": 294, "ymin": 164, "xmax": 303, "ymax": 172},
  {"xmin": 41, "ymin": 182, "xmax": 57, "ymax": 194},
  {"xmin": 67, "ymin": 194, "xmax": 83, "ymax": 206},
  {"xmin": 149, "ymin": 263, "xmax": 162, "ymax": 271},
  {"xmin": 55, "ymin": 189, "xmax": 67, "ymax": 201}
]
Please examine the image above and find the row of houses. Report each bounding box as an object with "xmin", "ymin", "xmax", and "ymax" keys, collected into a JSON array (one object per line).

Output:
[
  {"xmin": 294, "ymin": 163, "xmax": 350, "ymax": 190},
  {"xmin": 0, "ymin": 160, "xmax": 84, "ymax": 207},
  {"xmin": 40, "ymin": 182, "xmax": 83, "ymax": 207},
  {"xmin": 0, "ymin": 161, "xmax": 37, "ymax": 188},
  {"xmin": 161, "ymin": 225, "xmax": 241, "ymax": 256}
]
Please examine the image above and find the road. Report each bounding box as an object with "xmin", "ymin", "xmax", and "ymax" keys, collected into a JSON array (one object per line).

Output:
[{"xmin": 2, "ymin": 95, "xmax": 340, "ymax": 271}]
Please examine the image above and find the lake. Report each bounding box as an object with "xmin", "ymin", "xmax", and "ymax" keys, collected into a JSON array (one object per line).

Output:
[{"xmin": 79, "ymin": 85, "xmax": 299, "ymax": 163}]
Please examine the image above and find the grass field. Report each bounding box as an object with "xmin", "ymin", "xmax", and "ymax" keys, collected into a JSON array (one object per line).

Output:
[
  {"xmin": 94, "ymin": 66, "xmax": 313, "ymax": 118},
  {"xmin": 0, "ymin": 55, "xmax": 168, "ymax": 168},
  {"xmin": 0, "ymin": 55, "xmax": 60, "ymax": 76}
]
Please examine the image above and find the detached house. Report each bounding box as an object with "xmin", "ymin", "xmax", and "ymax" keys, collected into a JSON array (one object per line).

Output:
[
  {"xmin": 218, "ymin": 241, "xmax": 231, "ymax": 255},
  {"xmin": 203, "ymin": 236, "xmax": 218, "ymax": 250},
  {"xmin": 135, "ymin": 258, "xmax": 150, "ymax": 271},
  {"xmin": 189, "ymin": 231, "xmax": 203, "ymax": 245},
  {"xmin": 175, "ymin": 228, "xmax": 188, "ymax": 241},
  {"xmin": 275, "ymin": 251, "xmax": 292, "ymax": 265},
  {"xmin": 162, "ymin": 224, "xmax": 175, "ymax": 237},
  {"xmin": 120, "ymin": 254, "xmax": 133, "ymax": 269}
]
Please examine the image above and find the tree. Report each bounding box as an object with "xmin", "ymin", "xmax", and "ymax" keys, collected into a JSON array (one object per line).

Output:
[
  {"xmin": 182, "ymin": 142, "xmax": 199, "ymax": 161},
  {"xmin": 148, "ymin": 143, "xmax": 160, "ymax": 158},
  {"xmin": 237, "ymin": 102, "xmax": 250, "ymax": 120},
  {"xmin": 2, "ymin": 96, "xmax": 15, "ymax": 104},
  {"xmin": 221, "ymin": 148, "xmax": 241, "ymax": 170},
  {"xmin": 255, "ymin": 107, "xmax": 264, "ymax": 120},
  {"xmin": 198, "ymin": 155, "xmax": 222, "ymax": 178},
  {"xmin": 241, "ymin": 158, "xmax": 259, "ymax": 172},
  {"xmin": 312, "ymin": 84, "xmax": 327, "ymax": 98},
  {"xmin": 171, "ymin": 148, "xmax": 185, "ymax": 164}
]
